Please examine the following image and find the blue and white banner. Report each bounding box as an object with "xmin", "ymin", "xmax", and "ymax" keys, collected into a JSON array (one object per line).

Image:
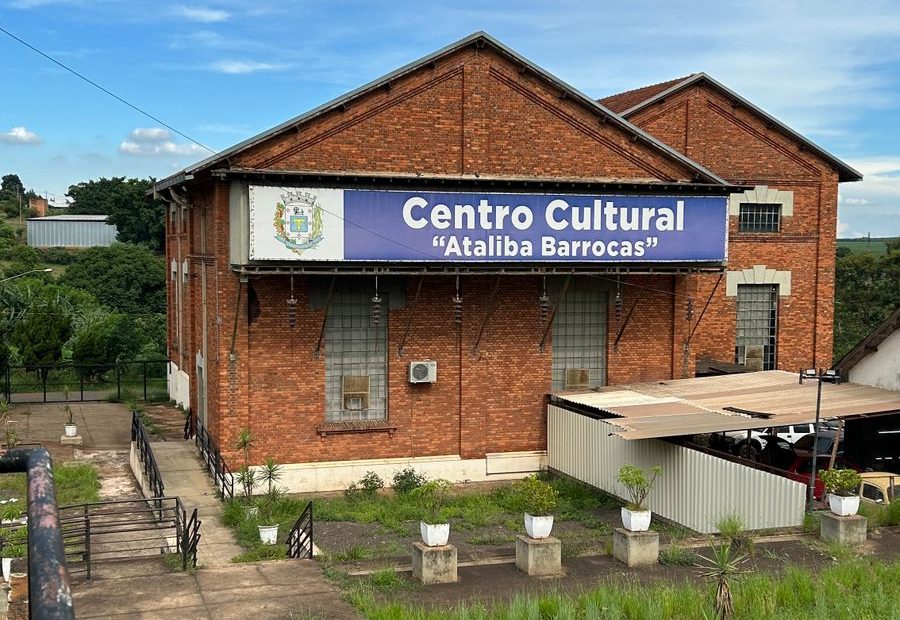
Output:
[{"xmin": 248, "ymin": 186, "xmax": 727, "ymax": 263}]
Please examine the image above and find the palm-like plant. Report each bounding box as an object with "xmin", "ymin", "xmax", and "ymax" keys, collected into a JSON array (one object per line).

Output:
[
  {"xmin": 697, "ymin": 542, "xmax": 749, "ymax": 620},
  {"xmin": 234, "ymin": 428, "xmax": 256, "ymax": 499}
]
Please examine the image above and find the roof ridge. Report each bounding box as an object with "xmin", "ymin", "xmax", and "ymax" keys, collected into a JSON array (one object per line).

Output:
[{"xmin": 597, "ymin": 75, "xmax": 696, "ymax": 113}]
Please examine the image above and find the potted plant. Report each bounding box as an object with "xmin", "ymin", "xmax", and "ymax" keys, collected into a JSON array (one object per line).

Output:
[
  {"xmin": 819, "ymin": 468, "xmax": 862, "ymax": 516},
  {"xmin": 234, "ymin": 429, "xmax": 258, "ymax": 516},
  {"xmin": 412, "ymin": 479, "xmax": 451, "ymax": 547},
  {"xmin": 4, "ymin": 422, "xmax": 17, "ymax": 451},
  {"xmin": 616, "ymin": 464, "xmax": 662, "ymax": 532},
  {"xmin": 512, "ymin": 475, "xmax": 559, "ymax": 539},
  {"xmin": 257, "ymin": 457, "xmax": 283, "ymax": 544},
  {"xmin": 64, "ymin": 404, "xmax": 77, "ymax": 438}
]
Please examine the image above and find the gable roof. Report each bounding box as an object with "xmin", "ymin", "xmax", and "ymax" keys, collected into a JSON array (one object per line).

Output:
[
  {"xmin": 154, "ymin": 33, "xmax": 727, "ymax": 192},
  {"xmin": 834, "ymin": 306, "xmax": 900, "ymax": 379},
  {"xmin": 598, "ymin": 76, "xmax": 693, "ymax": 114},
  {"xmin": 598, "ymin": 72, "xmax": 862, "ymax": 183}
]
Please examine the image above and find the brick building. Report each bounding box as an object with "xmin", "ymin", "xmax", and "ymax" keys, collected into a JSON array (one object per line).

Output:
[{"xmin": 154, "ymin": 33, "xmax": 860, "ymax": 491}]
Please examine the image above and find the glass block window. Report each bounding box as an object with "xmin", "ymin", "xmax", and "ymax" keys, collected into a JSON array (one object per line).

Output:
[
  {"xmin": 325, "ymin": 291, "xmax": 387, "ymax": 422},
  {"xmin": 738, "ymin": 203, "xmax": 781, "ymax": 232},
  {"xmin": 551, "ymin": 282, "xmax": 607, "ymax": 391},
  {"xmin": 735, "ymin": 284, "xmax": 778, "ymax": 370}
]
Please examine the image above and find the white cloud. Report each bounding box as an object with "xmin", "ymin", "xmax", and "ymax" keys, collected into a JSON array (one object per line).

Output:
[
  {"xmin": 207, "ymin": 59, "xmax": 288, "ymax": 74},
  {"xmin": 128, "ymin": 127, "xmax": 171, "ymax": 141},
  {"xmin": 0, "ymin": 126, "xmax": 43, "ymax": 145},
  {"xmin": 171, "ymin": 5, "xmax": 230, "ymax": 22},
  {"xmin": 118, "ymin": 127, "xmax": 206, "ymax": 156}
]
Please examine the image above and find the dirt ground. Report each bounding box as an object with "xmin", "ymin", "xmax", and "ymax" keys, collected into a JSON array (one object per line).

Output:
[{"xmin": 366, "ymin": 527, "xmax": 900, "ymax": 611}]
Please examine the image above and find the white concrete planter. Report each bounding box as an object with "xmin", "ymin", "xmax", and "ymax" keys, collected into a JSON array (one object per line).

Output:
[
  {"xmin": 64, "ymin": 424, "xmax": 77, "ymax": 438},
  {"xmin": 258, "ymin": 524, "xmax": 279, "ymax": 545},
  {"xmin": 524, "ymin": 513, "xmax": 554, "ymax": 539},
  {"xmin": 420, "ymin": 522, "xmax": 450, "ymax": 547},
  {"xmin": 621, "ymin": 507, "xmax": 652, "ymax": 532},
  {"xmin": 828, "ymin": 494, "xmax": 860, "ymax": 517},
  {"xmin": 2, "ymin": 558, "xmax": 10, "ymax": 583}
]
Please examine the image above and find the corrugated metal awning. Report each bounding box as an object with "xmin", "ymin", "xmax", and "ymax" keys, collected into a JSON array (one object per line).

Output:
[{"xmin": 553, "ymin": 370, "xmax": 900, "ymax": 440}]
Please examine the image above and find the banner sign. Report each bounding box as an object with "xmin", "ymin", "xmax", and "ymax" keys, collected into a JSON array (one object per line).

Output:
[{"xmin": 248, "ymin": 186, "xmax": 727, "ymax": 263}]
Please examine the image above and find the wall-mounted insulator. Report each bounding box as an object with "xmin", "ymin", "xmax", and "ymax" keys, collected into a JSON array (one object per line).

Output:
[
  {"xmin": 614, "ymin": 289, "xmax": 623, "ymax": 323},
  {"xmin": 539, "ymin": 293, "xmax": 550, "ymax": 324},
  {"xmin": 286, "ymin": 298, "xmax": 297, "ymax": 329},
  {"xmin": 685, "ymin": 298, "xmax": 694, "ymax": 322},
  {"xmin": 452, "ymin": 293, "xmax": 463, "ymax": 325},
  {"xmin": 371, "ymin": 293, "xmax": 382, "ymax": 326}
]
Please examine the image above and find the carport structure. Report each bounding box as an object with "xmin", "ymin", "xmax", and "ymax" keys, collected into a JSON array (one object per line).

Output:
[{"xmin": 548, "ymin": 371, "xmax": 900, "ymax": 533}]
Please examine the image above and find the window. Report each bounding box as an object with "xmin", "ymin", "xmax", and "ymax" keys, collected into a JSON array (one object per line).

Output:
[
  {"xmin": 738, "ymin": 203, "xmax": 781, "ymax": 232},
  {"xmin": 735, "ymin": 284, "xmax": 778, "ymax": 370},
  {"xmin": 551, "ymin": 281, "xmax": 607, "ymax": 391},
  {"xmin": 324, "ymin": 290, "xmax": 387, "ymax": 422},
  {"xmin": 861, "ymin": 484, "xmax": 884, "ymax": 503}
]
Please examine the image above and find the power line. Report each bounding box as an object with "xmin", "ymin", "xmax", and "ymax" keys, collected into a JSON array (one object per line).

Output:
[{"xmin": 0, "ymin": 24, "xmax": 215, "ymax": 154}]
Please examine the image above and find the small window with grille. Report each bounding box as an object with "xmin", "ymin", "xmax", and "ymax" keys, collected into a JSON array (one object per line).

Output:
[
  {"xmin": 735, "ymin": 284, "xmax": 778, "ymax": 370},
  {"xmin": 738, "ymin": 203, "xmax": 781, "ymax": 232},
  {"xmin": 324, "ymin": 290, "xmax": 387, "ymax": 422}
]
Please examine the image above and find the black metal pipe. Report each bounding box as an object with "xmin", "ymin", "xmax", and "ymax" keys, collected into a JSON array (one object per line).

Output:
[{"xmin": 0, "ymin": 447, "xmax": 75, "ymax": 619}]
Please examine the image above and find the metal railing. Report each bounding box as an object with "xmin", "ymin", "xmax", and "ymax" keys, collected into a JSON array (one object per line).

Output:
[
  {"xmin": 287, "ymin": 501, "xmax": 313, "ymax": 559},
  {"xmin": 195, "ymin": 421, "xmax": 234, "ymax": 499},
  {"xmin": 0, "ymin": 496, "xmax": 203, "ymax": 580},
  {"xmin": 2, "ymin": 359, "xmax": 169, "ymax": 404},
  {"xmin": 0, "ymin": 447, "xmax": 73, "ymax": 619},
  {"xmin": 132, "ymin": 410, "xmax": 165, "ymax": 500}
]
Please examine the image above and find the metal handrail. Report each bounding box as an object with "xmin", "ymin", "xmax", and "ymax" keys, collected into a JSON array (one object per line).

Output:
[
  {"xmin": 132, "ymin": 410, "xmax": 165, "ymax": 499},
  {"xmin": 286, "ymin": 501, "xmax": 313, "ymax": 559},
  {"xmin": 195, "ymin": 421, "xmax": 234, "ymax": 499},
  {"xmin": 0, "ymin": 448, "xmax": 74, "ymax": 619}
]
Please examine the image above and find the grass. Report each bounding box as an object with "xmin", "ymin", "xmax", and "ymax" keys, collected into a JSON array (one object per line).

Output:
[
  {"xmin": 0, "ymin": 463, "xmax": 100, "ymax": 506},
  {"xmin": 659, "ymin": 545, "xmax": 699, "ymax": 566},
  {"xmin": 343, "ymin": 558, "xmax": 900, "ymax": 619},
  {"xmin": 221, "ymin": 495, "xmax": 308, "ymax": 560},
  {"xmin": 858, "ymin": 500, "xmax": 900, "ymax": 527},
  {"xmin": 467, "ymin": 532, "xmax": 516, "ymax": 546},
  {"xmin": 837, "ymin": 238, "xmax": 891, "ymax": 256},
  {"xmin": 310, "ymin": 474, "xmax": 620, "ymax": 539}
]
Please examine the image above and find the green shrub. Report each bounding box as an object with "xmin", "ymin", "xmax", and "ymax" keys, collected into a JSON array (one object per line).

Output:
[
  {"xmin": 616, "ymin": 464, "xmax": 662, "ymax": 510},
  {"xmin": 346, "ymin": 471, "xmax": 385, "ymax": 500},
  {"xmin": 510, "ymin": 475, "xmax": 559, "ymax": 516},
  {"xmin": 391, "ymin": 467, "xmax": 427, "ymax": 495},
  {"xmin": 715, "ymin": 513, "xmax": 754, "ymax": 554},
  {"xmin": 412, "ymin": 479, "xmax": 451, "ymax": 523},
  {"xmin": 819, "ymin": 468, "xmax": 861, "ymax": 496}
]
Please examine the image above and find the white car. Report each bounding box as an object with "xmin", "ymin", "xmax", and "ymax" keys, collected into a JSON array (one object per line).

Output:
[{"xmin": 724, "ymin": 423, "xmax": 817, "ymax": 458}]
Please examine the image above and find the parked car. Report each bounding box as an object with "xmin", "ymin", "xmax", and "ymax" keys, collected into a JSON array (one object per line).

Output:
[
  {"xmin": 793, "ymin": 429, "xmax": 841, "ymax": 455},
  {"xmin": 782, "ymin": 453, "xmax": 860, "ymax": 500},
  {"xmin": 724, "ymin": 423, "xmax": 819, "ymax": 458},
  {"xmin": 858, "ymin": 472, "xmax": 899, "ymax": 506}
]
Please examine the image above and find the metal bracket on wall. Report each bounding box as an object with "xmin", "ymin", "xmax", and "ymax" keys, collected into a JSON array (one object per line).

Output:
[
  {"xmin": 613, "ymin": 298, "xmax": 639, "ymax": 352},
  {"xmin": 398, "ymin": 276, "xmax": 424, "ymax": 357},
  {"xmin": 683, "ymin": 273, "xmax": 724, "ymax": 349},
  {"xmin": 539, "ymin": 273, "xmax": 572, "ymax": 352},
  {"xmin": 472, "ymin": 275, "xmax": 502, "ymax": 357},
  {"xmin": 314, "ymin": 276, "xmax": 336, "ymax": 359}
]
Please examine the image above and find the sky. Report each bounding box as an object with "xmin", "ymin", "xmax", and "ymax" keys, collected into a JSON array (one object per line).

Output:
[{"xmin": 1, "ymin": 0, "xmax": 899, "ymax": 237}]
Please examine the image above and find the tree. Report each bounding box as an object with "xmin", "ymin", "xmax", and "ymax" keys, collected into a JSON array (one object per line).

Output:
[
  {"xmin": 66, "ymin": 177, "xmax": 165, "ymax": 250},
  {"xmin": 71, "ymin": 313, "xmax": 139, "ymax": 378},
  {"xmin": 11, "ymin": 288, "xmax": 74, "ymax": 382},
  {"xmin": 834, "ymin": 239, "xmax": 900, "ymax": 360},
  {"xmin": 1, "ymin": 174, "xmax": 23, "ymax": 199},
  {"xmin": 60, "ymin": 243, "xmax": 166, "ymax": 315}
]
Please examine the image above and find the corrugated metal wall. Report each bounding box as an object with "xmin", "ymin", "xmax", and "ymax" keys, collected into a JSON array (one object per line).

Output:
[
  {"xmin": 548, "ymin": 405, "xmax": 806, "ymax": 533},
  {"xmin": 27, "ymin": 220, "xmax": 118, "ymax": 248}
]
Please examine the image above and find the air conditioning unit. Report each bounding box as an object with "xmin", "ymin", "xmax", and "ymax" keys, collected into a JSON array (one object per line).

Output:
[
  {"xmin": 409, "ymin": 360, "xmax": 437, "ymax": 384},
  {"xmin": 342, "ymin": 375, "xmax": 370, "ymax": 411}
]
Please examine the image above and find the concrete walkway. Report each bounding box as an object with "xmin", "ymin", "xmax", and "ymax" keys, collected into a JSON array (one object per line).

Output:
[
  {"xmin": 72, "ymin": 556, "xmax": 360, "ymax": 619},
  {"xmin": 152, "ymin": 441, "xmax": 245, "ymax": 567}
]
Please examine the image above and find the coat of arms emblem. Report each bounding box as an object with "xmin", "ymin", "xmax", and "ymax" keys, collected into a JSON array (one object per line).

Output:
[{"xmin": 273, "ymin": 190, "xmax": 324, "ymax": 255}]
